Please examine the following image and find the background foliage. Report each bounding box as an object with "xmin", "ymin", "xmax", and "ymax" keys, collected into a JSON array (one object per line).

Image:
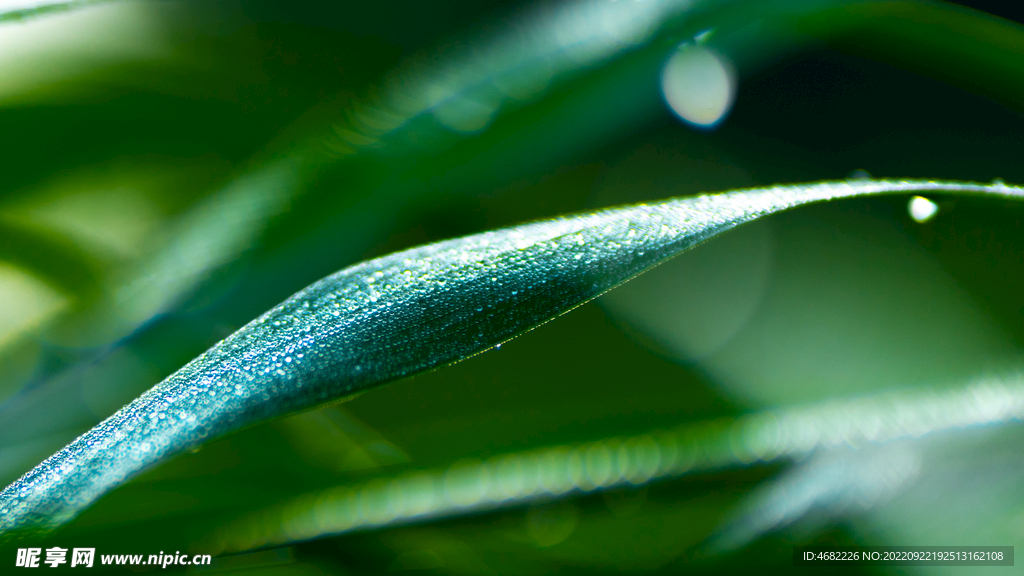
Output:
[{"xmin": 2, "ymin": 0, "xmax": 1024, "ymax": 573}]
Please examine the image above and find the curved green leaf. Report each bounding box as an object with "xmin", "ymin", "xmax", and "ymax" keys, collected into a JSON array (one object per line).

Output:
[
  {"xmin": 1, "ymin": 179, "xmax": 1021, "ymax": 538},
  {"xmin": 208, "ymin": 375, "xmax": 1024, "ymax": 553}
]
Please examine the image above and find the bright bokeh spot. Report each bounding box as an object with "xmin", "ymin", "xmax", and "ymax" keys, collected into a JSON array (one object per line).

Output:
[
  {"xmin": 908, "ymin": 195, "xmax": 939, "ymax": 222},
  {"xmin": 660, "ymin": 45, "xmax": 736, "ymax": 128}
]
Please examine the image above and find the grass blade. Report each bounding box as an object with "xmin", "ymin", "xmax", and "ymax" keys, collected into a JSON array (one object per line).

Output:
[
  {"xmin": 208, "ymin": 375, "xmax": 1024, "ymax": 552},
  {"xmin": 1, "ymin": 178, "xmax": 1021, "ymax": 537}
]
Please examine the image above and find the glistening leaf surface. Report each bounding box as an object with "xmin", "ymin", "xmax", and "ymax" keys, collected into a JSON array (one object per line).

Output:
[{"xmin": 1, "ymin": 179, "xmax": 1021, "ymax": 537}]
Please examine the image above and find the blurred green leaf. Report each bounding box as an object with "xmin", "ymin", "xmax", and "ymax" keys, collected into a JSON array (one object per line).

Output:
[
  {"xmin": 208, "ymin": 375, "xmax": 1024, "ymax": 553},
  {"xmin": 0, "ymin": 0, "xmax": 112, "ymax": 25}
]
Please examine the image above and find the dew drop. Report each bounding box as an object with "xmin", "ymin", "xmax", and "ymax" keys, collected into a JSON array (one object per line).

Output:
[{"xmin": 908, "ymin": 196, "xmax": 938, "ymax": 223}]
